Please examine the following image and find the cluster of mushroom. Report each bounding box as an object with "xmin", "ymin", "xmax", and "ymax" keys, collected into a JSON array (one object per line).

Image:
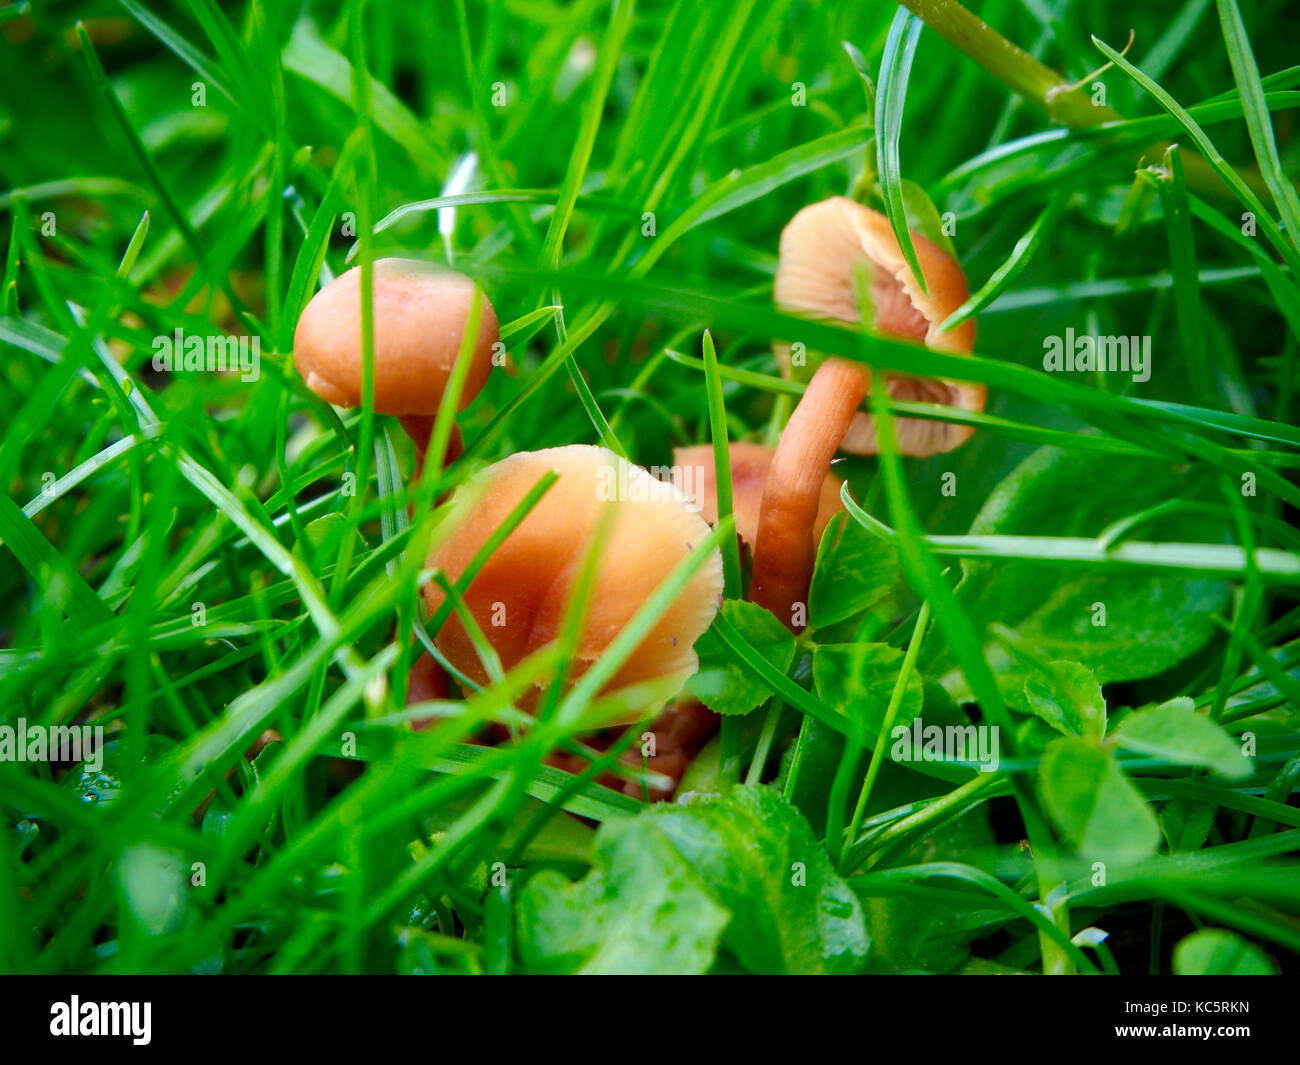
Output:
[
  {"xmin": 290, "ymin": 194, "xmax": 982, "ymax": 798},
  {"xmin": 293, "ymin": 259, "xmax": 724, "ymax": 733}
]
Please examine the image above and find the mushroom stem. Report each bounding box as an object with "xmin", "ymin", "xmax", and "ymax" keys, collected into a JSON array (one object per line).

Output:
[
  {"xmin": 751, "ymin": 358, "xmax": 868, "ymax": 629},
  {"xmin": 398, "ymin": 415, "xmax": 463, "ymax": 469}
]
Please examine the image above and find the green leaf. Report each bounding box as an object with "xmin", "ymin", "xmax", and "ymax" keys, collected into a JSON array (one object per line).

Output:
[
  {"xmin": 115, "ymin": 210, "xmax": 150, "ymax": 279},
  {"xmin": 702, "ymin": 330, "xmax": 742, "ymax": 598},
  {"xmin": 937, "ymin": 194, "xmax": 1065, "ymax": 333},
  {"xmin": 118, "ymin": 844, "xmax": 188, "ymax": 936},
  {"xmin": 689, "ymin": 600, "xmax": 796, "ymax": 716},
  {"xmin": 1112, "ymin": 697, "xmax": 1253, "ymax": 779},
  {"xmin": 1024, "ymin": 660, "xmax": 1107, "ymax": 741},
  {"xmin": 875, "ymin": 8, "xmax": 928, "ymax": 294},
  {"xmin": 841, "ymin": 40, "xmax": 876, "ymax": 116},
  {"xmin": 1213, "ymin": 0, "xmax": 1300, "ymax": 256},
  {"xmin": 809, "ymin": 512, "xmax": 901, "ymax": 628},
  {"xmin": 897, "ymin": 177, "xmax": 957, "ymax": 259},
  {"xmin": 118, "ymin": 0, "xmax": 241, "ymax": 112},
  {"xmin": 1161, "ymin": 797, "xmax": 1216, "ymax": 853},
  {"xmin": 1172, "ymin": 928, "xmax": 1276, "ymax": 974},
  {"xmin": 1039, "ymin": 738, "xmax": 1160, "ymax": 867},
  {"xmin": 282, "ymin": 21, "xmax": 448, "ymax": 175},
  {"xmin": 674, "ymin": 125, "xmax": 872, "ymax": 237},
  {"xmin": 296, "ymin": 513, "xmax": 351, "ymax": 559},
  {"xmin": 856, "ymin": 817, "xmax": 996, "ymax": 973},
  {"xmin": 0, "ymin": 492, "xmax": 113, "ymax": 625},
  {"xmin": 514, "ymin": 818, "xmax": 729, "ymax": 975},
  {"xmin": 1147, "ymin": 147, "xmax": 1213, "ymax": 402},
  {"xmin": 537, "ymin": 0, "xmax": 634, "ymax": 272},
  {"xmin": 779, "ymin": 715, "xmax": 847, "ymax": 837},
  {"xmin": 934, "ymin": 447, "xmax": 1229, "ymax": 695},
  {"xmin": 812, "ymin": 642, "xmax": 923, "ymax": 740},
  {"xmin": 647, "ymin": 786, "xmax": 870, "ymax": 974},
  {"xmin": 1093, "ymin": 34, "xmax": 1300, "ymax": 280}
]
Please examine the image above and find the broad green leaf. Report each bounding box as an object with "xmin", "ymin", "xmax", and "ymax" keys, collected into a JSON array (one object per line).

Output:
[
  {"xmin": 932, "ymin": 447, "xmax": 1229, "ymax": 696},
  {"xmin": 1039, "ymin": 738, "xmax": 1160, "ymax": 867},
  {"xmin": 118, "ymin": 844, "xmax": 188, "ymax": 936},
  {"xmin": 1161, "ymin": 797, "xmax": 1216, "ymax": 853},
  {"xmin": 812, "ymin": 642, "xmax": 923, "ymax": 740},
  {"xmin": 1112, "ymin": 697, "xmax": 1252, "ymax": 779},
  {"xmin": 689, "ymin": 600, "xmax": 796, "ymax": 716},
  {"xmin": 647, "ymin": 785, "xmax": 870, "ymax": 974},
  {"xmin": 514, "ymin": 817, "xmax": 729, "ymax": 975},
  {"xmin": 1173, "ymin": 928, "xmax": 1276, "ymax": 974},
  {"xmin": 1024, "ymin": 660, "xmax": 1107, "ymax": 740},
  {"xmin": 809, "ymin": 512, "xmax": 901, "ymax": 628}
]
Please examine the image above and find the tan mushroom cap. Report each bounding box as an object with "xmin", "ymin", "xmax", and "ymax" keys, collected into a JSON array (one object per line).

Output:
[
  {"xmin": 672, "ymin": 442, "xmax": 844, "ymax": 549},
  {"xmin": 293, "ymin": 258, "xmax": 498, "ymax": 416},
  {"xmin": 423, "ymin": 445, "xmax": 724, "ymax": 714},
  {"xmin": 774, "ymin": 196, "xmax": 984, "ymax": 456}
]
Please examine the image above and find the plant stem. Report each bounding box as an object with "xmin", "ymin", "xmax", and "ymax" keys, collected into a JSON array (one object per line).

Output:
[
  {"xmin": 899, "ymin": 0, "xmax": 1116, "ymax": 127},
  {"xmin": 897, "ymin": 0, "xmax": 1270, "ymax": 203}
]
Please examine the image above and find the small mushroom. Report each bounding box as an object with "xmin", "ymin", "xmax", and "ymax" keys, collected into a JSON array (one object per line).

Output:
[
  {"xmin": 672, "ymin": 442, "xmax": 845, "ymax": 550},
  {"xmin": 754, "ymin": 197, "xmax": 982, "ymax": 627},
  {"xmin": 773, "ymin": 195, "xmax": 982, "ymax": 455},
  {"xmin": 293, "ymin": 258, "xmax": 498, "ymax": 456},
  {"xmin": 423, "ymin": 445, "xmax": 724, "ymax": 718}
]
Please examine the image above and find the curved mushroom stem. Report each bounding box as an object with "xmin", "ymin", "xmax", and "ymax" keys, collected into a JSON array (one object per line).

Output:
[{"xmin": 751, "ymin": 357, "xmax": 868, "ymax": 630}]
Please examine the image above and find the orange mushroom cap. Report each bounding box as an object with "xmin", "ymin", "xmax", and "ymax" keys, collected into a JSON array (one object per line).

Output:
[
  {"xmin": 672, "ymin": 442, "xmax": 844, "ymax": 549},
  {"xmin": 293, "ymin": 258, "xmax": 498, "ymax": 448},
  {"xmin": 774, "ymin": 196, "xmax": 983, "ymax": 456},
  {"xmin": 423, "ymin": 446, "xmax": 724, "ymax": 716}
]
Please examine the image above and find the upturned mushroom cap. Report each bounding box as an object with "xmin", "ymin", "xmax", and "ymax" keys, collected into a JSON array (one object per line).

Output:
[
  {"xmin": 672, "ymin": 442, "xmax": 844, "ymax": 549},
  {"xmin": 293, "ymin": 258, "xmax": 498, "ymax": 417},
  {"xmin": 423, "ymin": 445, "xmax": 724, "ymax": 712},
  {"xmin": 774, "ymin": 196, "xmax": 983, "ymax": 456}
]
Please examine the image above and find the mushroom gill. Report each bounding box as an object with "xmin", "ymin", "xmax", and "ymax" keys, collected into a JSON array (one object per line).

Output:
[{"xmin": 774, "ymin": 195, "xmax": 983, "ymax": 457}]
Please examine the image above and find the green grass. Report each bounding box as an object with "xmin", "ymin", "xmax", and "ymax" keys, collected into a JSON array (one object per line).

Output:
[{"xmin": 0, "ymin": 0, "xmax": 1297, "ymax": 975}]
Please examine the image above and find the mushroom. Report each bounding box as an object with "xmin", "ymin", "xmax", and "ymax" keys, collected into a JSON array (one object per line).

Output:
[
  {"xmin": 422, "ymin": 445, "xmax": 724, "ymax": 719},
  {"xmin": 672, "ymin": 442, "xmax": 845, "ymax": 550},
  {"xmin": 754, "ymin": 196, "xmax": 982, "ymax": 627},
  {"xmin": 293, "ymin": 258, "xmax": 498, "ymax": 457}
]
